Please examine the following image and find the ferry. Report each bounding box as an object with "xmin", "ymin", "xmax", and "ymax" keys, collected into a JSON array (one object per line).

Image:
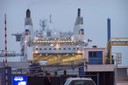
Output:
[{"xmin": 19, "ymin": 8, "xmax": 87, "ymax": 66}]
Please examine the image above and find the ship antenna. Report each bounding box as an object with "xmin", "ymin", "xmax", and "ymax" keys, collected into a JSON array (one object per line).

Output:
[
  {"xmin": 39, "ymin": 19, "xmax": 46, "ymax": 31},
  {"xmin": 50, "ymin": 14, "xmax": 52, "ymax": 23}
]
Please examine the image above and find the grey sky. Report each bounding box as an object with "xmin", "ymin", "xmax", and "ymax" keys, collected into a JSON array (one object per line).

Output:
[{"xmin": 0, "ymin": 0, "xmax": 128, "ymax": 66}]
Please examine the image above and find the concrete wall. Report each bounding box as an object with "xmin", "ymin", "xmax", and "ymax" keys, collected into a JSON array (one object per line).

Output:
[
  {"xmin": 117, "ymin": 68, "xmax": 127, "ymax": 77},
  {"xmin": 117, "ymin": 67, "xmax": 128, "ymax": 85},
  {"xmin": 117, "ymin": 82, "xmax": 128, "ymax": 85},
  {"xmin": 86, "ymin": 64, "xmax": 115, "ymax": 72}
]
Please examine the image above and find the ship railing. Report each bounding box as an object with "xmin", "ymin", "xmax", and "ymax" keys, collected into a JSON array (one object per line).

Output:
[{"xmin": 48, "ymin": 58, "xmax": 86, "ymax": 65}]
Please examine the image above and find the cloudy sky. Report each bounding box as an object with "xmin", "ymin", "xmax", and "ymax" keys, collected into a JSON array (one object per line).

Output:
[{"xmin": 0, "ymin": 0, "xmax": 128, "ymax": 66}]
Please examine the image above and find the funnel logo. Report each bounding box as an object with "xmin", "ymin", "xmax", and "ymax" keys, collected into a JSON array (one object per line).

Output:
[{"xmin": 80, "ymin": 29, "xmax": 84, "ymax": 35}]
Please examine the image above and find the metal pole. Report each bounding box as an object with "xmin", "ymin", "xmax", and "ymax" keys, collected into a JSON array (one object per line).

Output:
[
  {"xmin": 115, "ymin": 53, "xmax": 121, "ymax": 85},
  {"xmin": 97, "ymin": 73, "xmax": 99, "ymax": 85},
  {"xmin": 115, "ymin": 64, "xmax": 117, "ymax": 85},
  {"xmin": 4, "ymin": 14, "xmax": 8, "ymax": 85}
]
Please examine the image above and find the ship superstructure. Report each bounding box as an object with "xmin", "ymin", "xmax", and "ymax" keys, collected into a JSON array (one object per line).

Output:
[{"xmin": 18, "ymin": 8, "xmax": 87, "ymax": 65}]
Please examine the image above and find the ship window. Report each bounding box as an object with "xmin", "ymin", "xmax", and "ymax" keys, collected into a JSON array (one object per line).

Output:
[
  {"xmin": 68, "ymin": 48, "xmax": 71, "ymax": 50},
  {"xmin": 44, "ymin": 48, "xmax": 47, "ymax": 50},
  {"xmin": 77, "ymin": 48, "xmax": 79, "ymax": 50},
  {"xmin": 59, "ymin": 48, "xmax": 61, "ymax": 50},
  {"xmin": 39, "ymin": 48, "xmax": 42, "ymax": 50},
  {"xmin": 49, "ymin": 48, "xmax": 51, "ymax": 50},
  {"xmin": 54, "ymin": 48, "xmax": 56, "ymax": 50},
  {"xmin": 63, "ymin": 48, "xmax": 66, "ymax": 50},
  {"xmin": 73, "ymin": 48, "xmax": 75, "ymax": 50},
  {"xmin": 36, "ymin": 48, "xmax": 38, "ymax": 50}
]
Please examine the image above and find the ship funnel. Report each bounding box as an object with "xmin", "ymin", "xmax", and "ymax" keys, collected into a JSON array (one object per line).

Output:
[
  {"xmin": 78, "ymin": 8, "xmax": 81, "ymax": 17},
  {"xmin": 25, "ymin": 9, "xmax": 33, "ymax": 26},
  {"xmin": 26, "ymin": 9, "xmax": 31, "ymax": 18},
  {"xmin": 75, "ymin": 8, "xmax": 83, "ymax": 25}
]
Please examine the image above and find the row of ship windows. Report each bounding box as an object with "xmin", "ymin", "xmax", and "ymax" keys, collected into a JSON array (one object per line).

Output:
[{"xmin": 35, "ymin": 48, "xmax": 79, "ymax": 51}]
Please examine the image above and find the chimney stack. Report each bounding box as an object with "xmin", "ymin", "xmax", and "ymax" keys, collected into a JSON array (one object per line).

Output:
[
  {"xmin": 107, "ymin": 18, "xmax": 111, "ymax": 42},
  {"xmin": 78, "ymin": 8, "xmax": 81, "ymax": 17}
]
